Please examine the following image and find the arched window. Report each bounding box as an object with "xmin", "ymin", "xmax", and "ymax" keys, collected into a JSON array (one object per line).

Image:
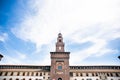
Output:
[
  {"xmin": 70, "ymin": 72, "xmax": 73, "ymax": 76},
  {"xmin": 0, "ymin": 72, "xmax": 2, "ymax": 76},
  {"xmin": 36, "ymin": 72, "xmax": 38, "ymax": 76},
  {"xmin": 5, "ymin": 72, "xmax": 8, "ymax": 76},
  {"xmin": 40, "ymin": 73, "xmax": 42, "ymax": 76},
  {"xmin": 23, "ymin": 72, "xmax": 25, "ymax": 76},
  {"xmin": 16, "ymin": 78, "xmax": 19, "ymax": 80},
  {"xmin": 17, "ymin": 72, "xmax": 20, "ymax": 76},
  {"xmin": 96, "ymin": 73, "xmax": 98, "ymax": 76},
  {"xmin": 3, "ymin": 78, "xmax": 6, "ymax": 80},
  {"xmin": 116, "ymin": 73, "xmax": 119, "ymax": 77},
  {"xmin": 11, "ymin": 72, "xmax": 13, "ymax": 76},
  {"xmin": 107, "ymin": 73, "xmax": 109, "ymax": 76},
  {"xmin": 58, "ymin": 78, "xmax": 62, "ymax": 80},
  {"xmin": 27, "ymin": 72, "xmax": 29, "ymax": 76},
  {"xmin": 111, "ymin": 73, "xmax": 113, "ymax": 77},
  {"xmin": 76, "ymin": 73, "xmax": 79, "ymax": 76},
  {"xmin": 59, "ymin": 40, "xmax": 62, "ymax": 42},
  {"xmin": 81, "ymin": 73, "xmax": 83, "ymax": 76},
  {"xmin": 86, "ymin": 73, "xmax": 88, "ymax": 76},
  {"xmin": 9, "ymin": 78, "xmax": 12, "ymax": 80},
  {"xmin": 23, "ymin": 78, "xmax": 25, "ymax": 80},
  {"xmin": 31, "ymin": 72, "xmax": 34, "ymax": 76},
  {"xmin": 43, "ymin": 77, "xmax": 45, "ymax": 79}
]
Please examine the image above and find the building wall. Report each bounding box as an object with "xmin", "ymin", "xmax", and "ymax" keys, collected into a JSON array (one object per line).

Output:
[
  {"xmin": 0, "ymin": 71, "xmax": 50, "ymax": 80},
  {"xmin": 0, "ymin": 65, "xmax": 120, "ymax": 80},
  {"xmin": 0, "ymin": 70, "xmax": 120, "ymax": 80},
  {"xmin": 70, "ymin": 72, "xmax": 120, "ymax": 80}
]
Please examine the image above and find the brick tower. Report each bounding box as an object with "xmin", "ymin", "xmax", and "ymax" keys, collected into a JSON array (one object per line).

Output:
[{"xmin": 50, "ymin": 33, "xmax": 70, "ymax": 80}]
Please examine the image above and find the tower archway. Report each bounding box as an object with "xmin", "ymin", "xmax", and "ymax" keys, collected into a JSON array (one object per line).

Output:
[{"xmin": 58, "ymin": 78, "xmax": 62, "ymax": 80}]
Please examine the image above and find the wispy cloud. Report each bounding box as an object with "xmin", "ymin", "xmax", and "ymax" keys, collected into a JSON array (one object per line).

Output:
[
  {"xmin": 0, "ymin": 50, "xmax": 27, "ymax": 64},
  {"xmin": 8, "ymin": 0, "xmax": 120, "ymax": 65},
  {"xmin": 0, "ymin": 33, "xmax": 8, "ymax": 42}
]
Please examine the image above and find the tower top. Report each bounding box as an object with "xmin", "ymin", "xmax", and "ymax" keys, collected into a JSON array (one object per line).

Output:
[{"xmin": 56, "ymin": 33, "xmax": 65, "ymax": 52}]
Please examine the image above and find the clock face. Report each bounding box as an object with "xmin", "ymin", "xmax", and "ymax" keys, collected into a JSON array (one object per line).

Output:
[{"xmin": 58, "ymin": 46, "xmax": 61, "ymax": 50}]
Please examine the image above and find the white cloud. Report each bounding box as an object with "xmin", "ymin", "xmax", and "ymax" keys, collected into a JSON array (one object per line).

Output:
[
  {"xmin": 11, "ymin": 0, "xmax": 120, "ymax": 64},
  {"xmin": 0, "ymin": 50, "xmax": 27, "ymax": 64},
  {"xmin": 0, "ymin": 33, "xmax": 8, "ymax": 42},
  {"xmin": 0, "ymin": 54, "xmax": 25, "ymax": 64}
]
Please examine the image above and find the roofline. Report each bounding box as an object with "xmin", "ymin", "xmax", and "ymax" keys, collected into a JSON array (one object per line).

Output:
[
  {"xmin": 0, "ymin": 64, "xmax": 120, "ymax": 67},
  {"xmin": 69, "ymin": 65, "xmax": 120, "ymax": 66},
  {"xmin": 0, "ymin": 64, "xmax": 50, "ymax": 66}
]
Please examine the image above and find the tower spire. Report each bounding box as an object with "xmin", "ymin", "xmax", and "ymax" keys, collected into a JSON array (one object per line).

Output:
[{"xmin": 56, "ymin": 33, "xmax": 65, "ymax": 52}]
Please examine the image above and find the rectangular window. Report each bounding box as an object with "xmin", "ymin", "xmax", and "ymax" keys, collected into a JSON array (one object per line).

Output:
[
  {"xmin": 70, "ymin": 72, "xmax": 73, "ymax": 76},
  {"xmin": 58, "ymin": 66, "xmax": 62, "ymax": 70},
  {"xmin": 87, "ymin": 79, "xmax": 92, "ymax": 80},
  {"xmin": 0, "ymin": 72, "xmax": 2, "ymax": 76}
]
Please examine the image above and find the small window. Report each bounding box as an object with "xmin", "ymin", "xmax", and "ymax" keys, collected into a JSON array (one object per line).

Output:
[
  {"xmin": 59, "ymin": 40, "xmax": 62, "ymax": 42},
  {"xmin": 40, "ymin": 73, "xmax": 42, "ymax": 76},
  {"xmin": 96, "ymin": 73, "xmax": 98, "ymax": 76},
  {"xmin": 9, "ymin": 78, "xmax": 12, "ymax": 80},
  {"xmin": 107, "ymin": 73, "xmax": 109, "ymax": 76},
  {"xmin": 86, "ymin": 73, "xmax": 88, "ymax": 76},
  {"xmin": 5, "ymin": 72, "xmax": 8, "ymax": 76},
  {"xmin": 80, "ymin": 73, "xmax": 83, "ymax": 76},
  {"xmin": 70, "ymin": 72, "xmax": 73, "ymax": 76},
  {"xmin": 76, "ymin": 73, "xmax": 79, "ymax": 76},
  {"xmin": 58, "ymin": 66, "xmax": 62, "ymax": 70},
  {"xmin": 0, "ymin": 72, "xmax": 2, "ymax": 76},
  {"xmin": 27, "ymin": 72, "xmax": 29, "ymax": 76},
  {"xmin": 48, "ymin": 73, "xmax": 50, "ymax": 75},
  {"xmin": 111, "ymin": 73, "xmax": 113, "ymax": 77},
  {"xmin": 23, "ymin": 72, "xmax": 25, "ymax": 76},
  {"xmin": 36, "ymin": 72, "xmax": 38, "ymax": 76},
  {"xmin": 17, "ymin": 72, "xmax": 20, "ymax": 76},
  {"xmin": 11, "ymin": 72, "xmax": 13, "ymax": 76},
  {"xmin": 48, "ymin": 77, "xmax": 50, "ymax": 79},
  {"xmin": 87, "ymin": 79, "xmax": 92, "ymax": 80},
  {"xmin": 23, "ymin": 78, "xmax": 25, "ymax": 80},
  {"xmin": 43, "ymin": 77, "xmax": 45, "ymax": 79},
  {"xmin": 3, "ymin": 78, "xmax": 6, "ymax": 80},
  {"xmin": 116, "ymin": 73, "xmax": 119, "ymax": 77},
  {"xmin": 16, "ymin": 78, "xmax": 19, "ymax": 80},
  {"xmin": 31, "ymin": 72, "xmax": 34, "ymax": 76}
]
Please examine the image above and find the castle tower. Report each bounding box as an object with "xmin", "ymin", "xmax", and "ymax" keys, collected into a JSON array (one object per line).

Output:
[{"xmin": 50, "ymin": 33, "xmax": 70, "ymax": 80}]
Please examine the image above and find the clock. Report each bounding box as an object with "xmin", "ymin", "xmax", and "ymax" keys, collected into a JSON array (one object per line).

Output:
[{"xmin": 58, "ymin": 46, "xmax": 61, "ymax": 50}]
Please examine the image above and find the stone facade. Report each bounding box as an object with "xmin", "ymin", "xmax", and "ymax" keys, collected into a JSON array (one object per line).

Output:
[
  {"xmin": 50, "ymin": 33, "xmax": 70, "ymax": 80},
  {"xmin": 50, "ymin": 52, "xmax": 70, "ymax": 80}
]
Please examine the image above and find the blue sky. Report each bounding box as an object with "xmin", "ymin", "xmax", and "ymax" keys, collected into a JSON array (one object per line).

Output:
[{"xmin": 0, "ymin": 0, "xmax": 120, "ymax": 65}]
